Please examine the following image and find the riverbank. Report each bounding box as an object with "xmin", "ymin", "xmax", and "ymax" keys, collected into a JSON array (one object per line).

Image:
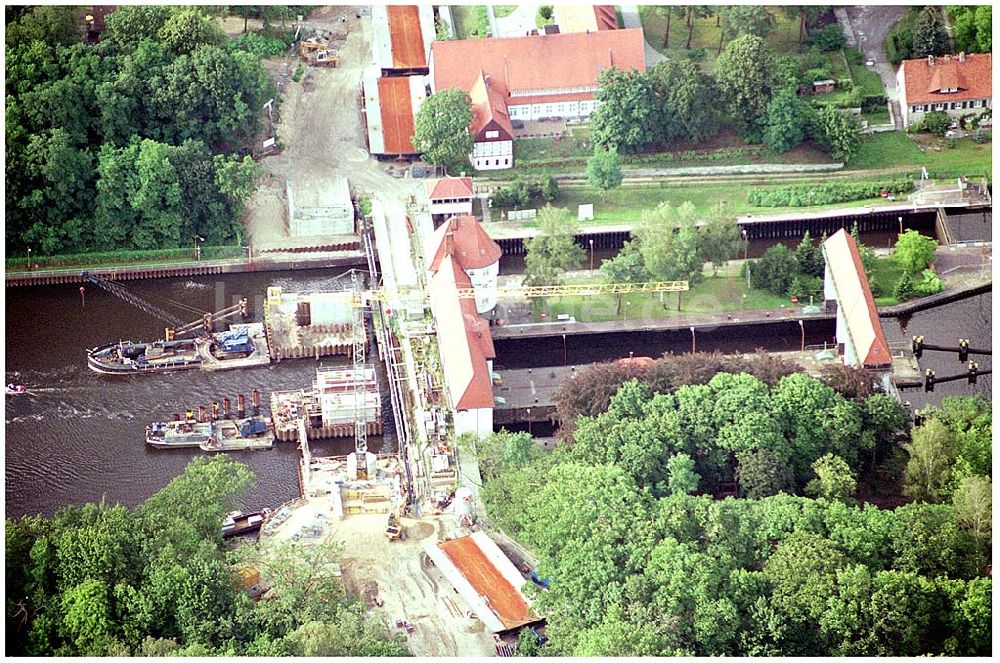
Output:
[{"xmin": 5, "ymin": 250, "xmax": 366, "ymax": 287}]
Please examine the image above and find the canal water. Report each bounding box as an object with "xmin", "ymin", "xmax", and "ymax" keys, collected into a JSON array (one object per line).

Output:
[
  {"xmin": 5, "ymin": 269, "xmax": 990, "ymax": 519},
  {"xmin": 5, "ymin": 269, "xmax": 395, "ymax": 519}
]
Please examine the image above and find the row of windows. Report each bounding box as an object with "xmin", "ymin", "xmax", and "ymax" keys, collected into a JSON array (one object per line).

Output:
[
  {"xmin": 474, "ymin": 140, "xmax": 512, "ymax": 157},
  {"xmin": 509, "ymin": 99, "xmax": 599, "ymax": 120},
  {"xmin": 475, "ymin": 157, "xmax": 511, "ymax": 167},
  {"xmin": 911, "ymin": 99, "xmax": 986, "ymax": 112},
  {"xmin": 432, "ymin": 197, "xmax": 471, "ymax": 204},
  {"xmin": 509, "ymin": 85, "xmax": 598, "ymax": 98}
]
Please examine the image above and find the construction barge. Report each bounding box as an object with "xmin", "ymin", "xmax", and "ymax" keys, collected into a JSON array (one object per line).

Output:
[
  {"xmin": 145, "ymin": 391, "xmax": 274, "ymax": 452},
  {"xmin": 85, "ymin": 275, "xmax": 366, "ymax": 375},
  {"xmin": 271, "ymin": 366, "xmax": 383, "ymax": 441},
  {"xmin": 89, "ymin": 323, "xmax": 270, "ymax": 374}
]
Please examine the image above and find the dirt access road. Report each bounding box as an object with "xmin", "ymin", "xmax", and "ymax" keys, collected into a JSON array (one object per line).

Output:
[
  {"xmin": 841, "ymin": 5, "xmax": 906, "ymax": 129},
  {"xmin": 243, "ymin": 6, "xmax": 420, "ymax": 249},
  {"xmin": 329, "ymin": 514, "xmax": 497, "ymax": 657}
]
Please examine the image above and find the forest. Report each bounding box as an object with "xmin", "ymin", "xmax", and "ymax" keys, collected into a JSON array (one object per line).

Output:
[
  {"xmin": 4, "ymin": 456, "xmax": 410, "ymax": 656},
  {"xmin": 474, "ymin": 353, "xmax": 991, "ymax": 656},
  {"xmin": 5, "ymin": 6, "xmax": 273, "ymax": 256}
]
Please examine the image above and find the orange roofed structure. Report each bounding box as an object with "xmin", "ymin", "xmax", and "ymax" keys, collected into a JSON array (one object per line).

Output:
[
  {"xmin": 371, "ymin": 4, "xmax": 434, "ymax": 75},
  {"xmin": 424, "ymin": 177, "xmax": 475, "ymax": 219},
  {"xmin": 430, "ymin": 28, "xmax": 645, "ymax": 170},
  {"xmin": 821, "ymin": 229, "xmax": 892, "ymax": 370},
  {"xmin": 897, "ymin": 52, "xmax": 992, "ymax": 127},
  {"xmin": 424, "ymin": 532, "xmax": 540, "ymax": 632}
]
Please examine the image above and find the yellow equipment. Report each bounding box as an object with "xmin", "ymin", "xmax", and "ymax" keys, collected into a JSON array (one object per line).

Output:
[{"xmin": 346, "ymin": 280, "xmax": 690, "ymax": 307}]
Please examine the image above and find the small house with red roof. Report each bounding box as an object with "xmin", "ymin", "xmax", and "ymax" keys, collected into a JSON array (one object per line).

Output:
[
  {"xmin": 424, "ymin": 177, "xmax": 474, "ymax": 220},
  {"xmin": 896, "ymin": 52, "xmax": 992, "ymax": 127},
  {"xmin": 821, "ymin": 229, "xmax": 892, "ymax": 370},
  {"xmin": 469, "ymin": 71, "xmax": 515, "ymax": 170}
]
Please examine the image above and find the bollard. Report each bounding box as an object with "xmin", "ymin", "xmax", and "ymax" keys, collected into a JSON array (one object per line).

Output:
[
  {"xmin": 237, "ymin": 394, "xmax": 246, "ymax": 418},
  {"xmin": 186, "ymin": 408, "xmax": 195, "ymax": 421},
  {"xmin": 198, "ymin": 405, "xmax": 207, "ymax": 422},
  {"xmin": 173, "ymin": 413, "xmax": 181, "ymax": 421},
  {"xmin": 212, "ymin": 401, "xmax": 220, "ymax": 421},
  {"xmin": 223, "ymin": 397, "xmax": 231, "ymax": 418},
  {"xmin": 252, "ymin": 389, "xmax": 260, "ymax": 417}
]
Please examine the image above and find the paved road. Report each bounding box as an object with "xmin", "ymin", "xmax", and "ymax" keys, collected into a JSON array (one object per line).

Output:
[
  {"xmin": 620, "ymin": 5, "xmax": 666, "ymax": 67},
  {"xmin": 490, "ymin": 3, "xmax": 540, "ymax": 37},
  {"xmin": 842, "ymin": 5, "xmax": 906, "ymax": 129}
]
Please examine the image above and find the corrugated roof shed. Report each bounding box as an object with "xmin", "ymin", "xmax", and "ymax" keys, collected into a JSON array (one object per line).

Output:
[
  {"xmin": 363, "ymin": 68, "xmax": 426, "ymax": 155},
  {"xmin": 554, "ymin": 4, "xmax": 618, "ymax": 32},
  {"xmin": 424, "ymin": 532, "xmax": 538, "ymax": 632},
  {"xmin": 424, "ymin": 177, "xmax": 474, "ymax": 201},
  {"xmin": 371, "ymin": 4, "xmax": 434, "ymax": 72},
  {"xmin": 822, "ymin": 229, "xmax": 892, "ymax": 368}
]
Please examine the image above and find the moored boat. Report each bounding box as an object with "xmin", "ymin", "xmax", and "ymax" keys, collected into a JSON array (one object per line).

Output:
[
  {"xmin": 222, "ymin": 509, "xmax": 270, "ymax": 538},
  {"xmin": 5, "ymin": 383, "xmax": 29, "ymax": 395},
  {"xmin": 145, "ymin": 419, "xmax": 213, "ymax": 448}
]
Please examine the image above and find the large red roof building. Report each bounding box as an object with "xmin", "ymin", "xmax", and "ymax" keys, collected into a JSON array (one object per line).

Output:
[
  {"xmin": 430, "ymin": 28, "xmax": 646, "ymax": 170},
  {"xmin": 896, "ymin": 52, "xmax": 992, "ymax": 127}
]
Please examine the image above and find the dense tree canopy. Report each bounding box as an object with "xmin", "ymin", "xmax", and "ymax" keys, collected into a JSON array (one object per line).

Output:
[
  {"xmin": 523, "ymin": 206, "xmax": 586, "ymax": 286},
  {"xmin": 5, "ymin": 6, "xmax": 273, "ymax": 255},
  {"xmin": 590, "ymin": 68, "xmax": 657, "ymax": 154},
  {"xmin": 477, "ymin": 376, "xmax": 990, "ymax": 657},
  {"xmin": 6, "ymin": 457, "xmax": 410, "ymax": 656}
]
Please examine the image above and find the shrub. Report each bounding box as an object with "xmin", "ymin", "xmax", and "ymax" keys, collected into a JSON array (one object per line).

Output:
[
  {"xmin": 800, "ymin": 67, "xmax": 832, "ymax": 85},
  {"xmin": 749, "ymin": 244, "xmax": 796, "ymax": 295},
  {"xmin": 971, "ymin": 129, "xmax": 991, "ymax": 144},
  {"xmin": 747, "ymin": 180, "xmax": 915, "ymax": 208},
  {"xmin": 809, "ymin": 23, "xmax": 847, "ymax": 52},
  {"xmin": 914, "ymin": 269, "xmax": 943, "ymax": 296},
  {"xmin": 685, "ymin": 48, "xmax": 708, "ymax": 62},
  {"xmin": 227, "ymin": 32, "xmax": 288, "ymax": 57},
  {"xmin": 291, "ymin": 63, "xmax": 305, "ymax": 82},
  {"xmin": 922, "ymin": 111, "xmax": 950, "ymax": 136},
  {"xmin": 787, "ymin": 275, "xmax": 823, "ymax": 301},
  {"xmin": 894, "ymin": 272, "xmax": 915, "ymax": 301},
  {"xmin": 945, "ymin": 137, "xmax": 957, "ymax": 149}
]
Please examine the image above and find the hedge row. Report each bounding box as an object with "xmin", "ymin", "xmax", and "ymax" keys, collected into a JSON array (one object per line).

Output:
[
  {"xmin": 6, "ymin": 246, "xmax": 246, "ymax": 271},
  {"xmin": 747, "ymin": 180, "xmax": 916, "ymax": 207}
]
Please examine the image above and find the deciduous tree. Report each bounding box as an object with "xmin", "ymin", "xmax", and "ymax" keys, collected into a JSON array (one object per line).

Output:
[
  {"xmin": 894, "ymin": 229, "xmax": 938, "ymax": 272},
  {"xmin": 764, "ymin": 89, "xmax": 812, "ymax": 153},
  {"xmin": 903, "ymin": 418, "xmax": 956, "ymax": 503},
  {"xmin": 587, "ymin": 146, "xmax": 623, "ymax": 200},
  {"xmin": 812, "ymin": 106, "xmax": 862, "ymax": 162},
  {"xmin": 714, "ymin": 34, "xmax": 780, "ymax": 140},
  {"xmin": 523, "ymin": 206, "xmax": 585, "ymax": 286},
  {"xmin": 805, "ymin": 454, "xmax": 857, "ymax": 502},
  {"xmin": 590, "ymin": 68, "xmax": 657, "ymax": 153},
  {"xmin": 649, "ymin": 59, "xmax": 721, "ymax": 144},
  {"xmin": 412, "ymin": 89, "xmax": 473, "ymax": 174}
]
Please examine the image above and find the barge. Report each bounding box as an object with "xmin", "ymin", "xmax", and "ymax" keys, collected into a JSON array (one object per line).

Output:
[
  {"xmin": 88, "ymin": 323, "xmax": 270, "ymax": 375},
  {"xmin": 146, "ymin": 414, "xmax": 273, "ymax": 452}
]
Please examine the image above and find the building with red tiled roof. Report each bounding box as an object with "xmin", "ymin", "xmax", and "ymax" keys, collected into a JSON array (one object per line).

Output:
[
  {"xmin": 427, "ymin": 215, "xmax": 502, "ymax": 313},
  {"xmin": 371, "ymin": 4, "xmax": 434, "ymax": 75},
  {"xmin": 424, "ymin": 177, "xmax": 474, "ymax": 220},
  {"xmin": 896, "ymin": 52, "xmax": 992, "ymax": 127},
  {"xmin": 429, "ymin": 254, "xmax": 496, "ymax": 436},
  {"xmin": 554, "ymin": 5, "xmax": 618, "ymax": 33},
  {"xmin": 362, "ymin": 68, "xmax": 426, "ymax": 157},
  {"xmin": 821, "ymin": 229, "xmax": 892, "ymax": 370},
  {"xmin": 469, "ymin": 71, "xmax": 515, "ymax": 170},
  {"xmin": 430, "ymin": 28, "xmax": 646, "ymax": 124}
]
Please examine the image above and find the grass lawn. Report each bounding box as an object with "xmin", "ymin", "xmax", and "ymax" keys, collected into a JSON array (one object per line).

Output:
[
  {"xmin": 868, "ymin": 256, "xmax": 905, "ymax": 305},
  {"xmin": 452, "ymin": 5, "xmax": 487, "ymax": 39},
  {"xmin": 863, "ymin": 109, "xmax": 891, "ymax": 125},
  {"xmin": 541, "ymin": 179, "xmax": 889, "ymax": 226},
  {"xmin": 640, "ymin": 7, "xmax": 802, "ymax": 71},
  {"xmin": 531, "ymin": 273, "xmax": 793, "ymax": 322},
  {"xmin": 844, "ymin": 47, "xmax": 886, "ymax": 97},
  {"xmin": 845, "ymin": 132, "xmax": 992, "ymax": 176},
  {"xmin": 492, "ymin": 5, "xmax": 517, "ymax": 19}
]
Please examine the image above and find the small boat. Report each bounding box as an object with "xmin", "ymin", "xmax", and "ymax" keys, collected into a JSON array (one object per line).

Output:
[
  {"xmin": 222, "ymin": 509, "xmax": 270, "ymax": 539},
  {"xmin": 5, "ymin": 384, "xmax": 29, "ymax": 395}
]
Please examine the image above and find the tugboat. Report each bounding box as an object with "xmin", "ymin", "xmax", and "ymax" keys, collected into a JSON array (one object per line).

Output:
[{"xmin": 222, "ymin": 509, "xmax": 270, "ymax": 539}]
